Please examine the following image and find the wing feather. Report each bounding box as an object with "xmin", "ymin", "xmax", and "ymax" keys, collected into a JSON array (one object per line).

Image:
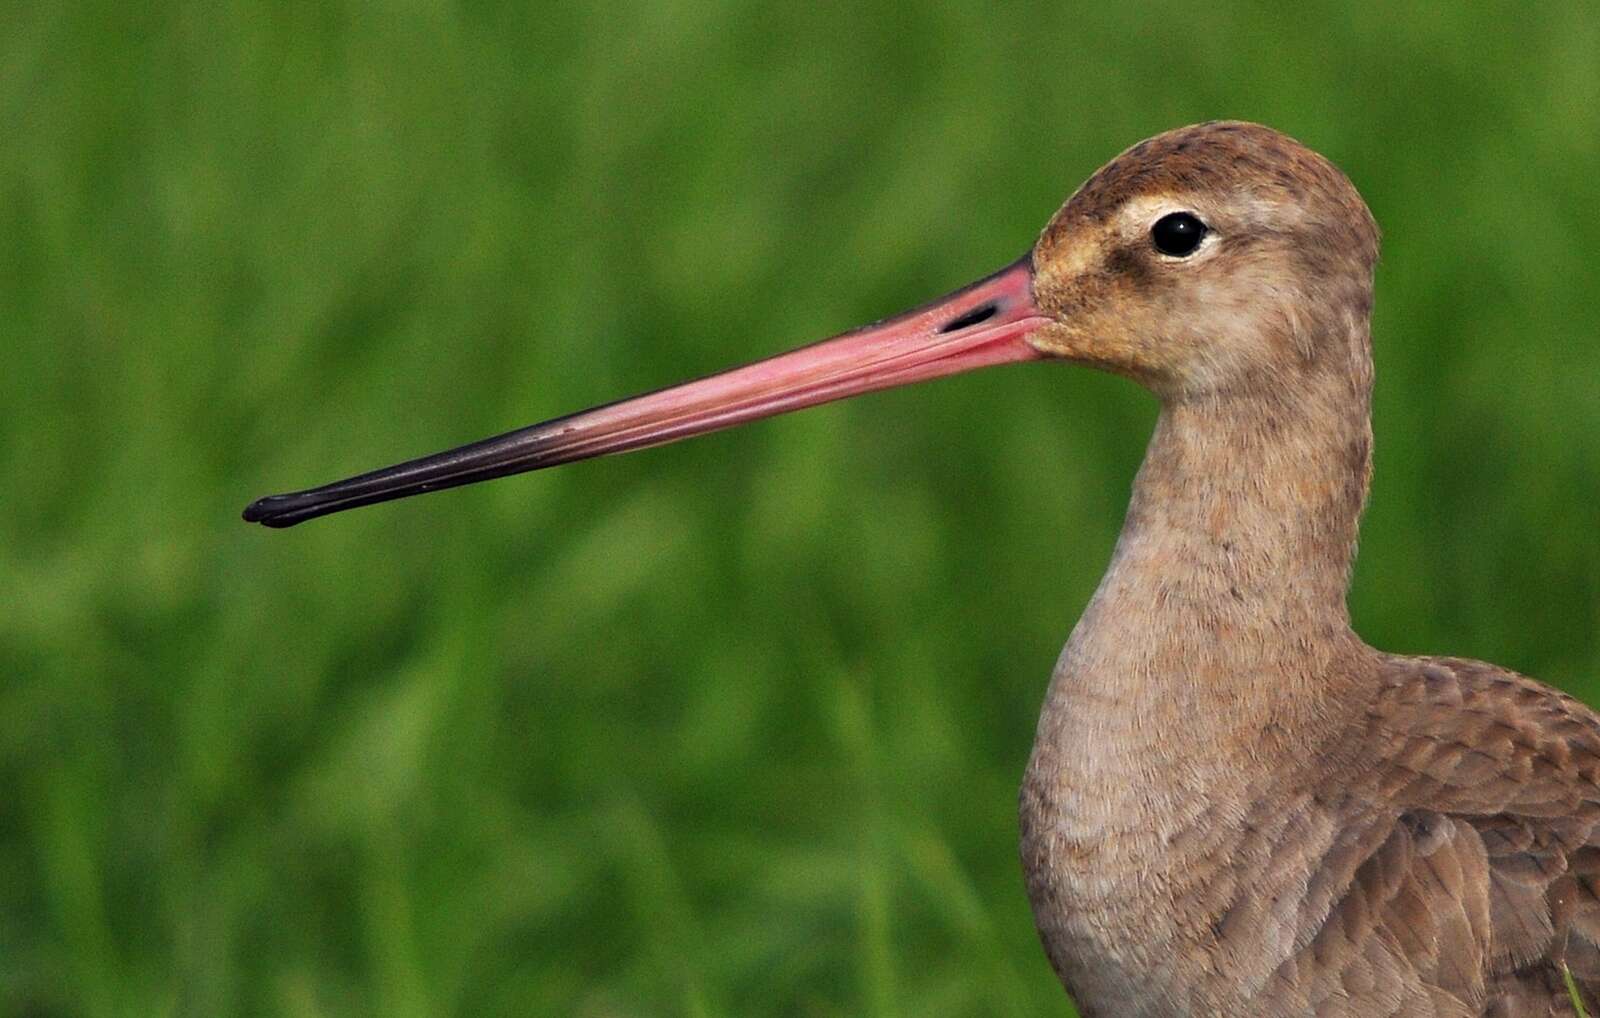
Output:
[{"xmin": 1291, "ymin": 657, "xmax": 1600, "ymax": 1016}]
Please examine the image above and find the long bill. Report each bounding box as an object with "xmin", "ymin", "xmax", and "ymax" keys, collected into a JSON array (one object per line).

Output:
[{"xmin": 244, "ymin": 254, "xmax": 1049, "ymax": 528}]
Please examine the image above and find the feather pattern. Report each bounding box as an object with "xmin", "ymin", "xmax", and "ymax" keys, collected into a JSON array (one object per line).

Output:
[{"xmin": 1019, "ymin": 123, "xmax": 1599, "ymax": 1017}]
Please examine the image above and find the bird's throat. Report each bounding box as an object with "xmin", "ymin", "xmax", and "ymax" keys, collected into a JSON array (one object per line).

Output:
[
  {"xmin": 1031, "ymin": 355, "xmax": 1377, "ymax": 814},
  {"xmin": 1018, "ymin": 326, "xmax": 1387, "ymax": 1012}
]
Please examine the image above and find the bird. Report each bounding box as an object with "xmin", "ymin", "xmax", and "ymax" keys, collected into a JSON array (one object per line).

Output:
[{"xmin": 244, "ymin": 121, "xmax": 1600, "ymax": 1017}]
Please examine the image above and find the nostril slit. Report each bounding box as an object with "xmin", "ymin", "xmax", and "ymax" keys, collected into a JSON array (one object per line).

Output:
[{"xmin": 939, "ymin": 301, "xmax": 999, "ymax": 333}]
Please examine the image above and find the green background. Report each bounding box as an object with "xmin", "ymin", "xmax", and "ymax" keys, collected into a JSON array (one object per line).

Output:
[{"xmin": 5, "ymin": 3, "xmax": 1599, "ymax": 1015}]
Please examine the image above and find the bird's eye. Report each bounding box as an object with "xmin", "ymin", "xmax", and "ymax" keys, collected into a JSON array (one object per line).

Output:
[{"xmin": 1151, "ymin": 212, "xmax": 1207, "ymax": 257}]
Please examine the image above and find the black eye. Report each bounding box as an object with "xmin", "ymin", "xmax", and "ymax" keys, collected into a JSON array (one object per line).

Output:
[{"xmin": 1151, "ymin": 212, "xmax": 1207, "ymax": 257}]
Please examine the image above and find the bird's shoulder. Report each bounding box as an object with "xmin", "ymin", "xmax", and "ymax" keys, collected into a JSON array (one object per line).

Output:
[
  {"xmin": 1283, "ymin": 654, "xmax": 1600, "ymax": 1015},
  {"xmin": 1359, "ymin": 654, "xmax": 1600, "ymax": 821}
]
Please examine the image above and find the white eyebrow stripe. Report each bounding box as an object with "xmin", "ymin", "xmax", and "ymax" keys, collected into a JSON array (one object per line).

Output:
[{"xmin": 1114, "ymin": 192, "xmax": 1310, "ymax": 236}]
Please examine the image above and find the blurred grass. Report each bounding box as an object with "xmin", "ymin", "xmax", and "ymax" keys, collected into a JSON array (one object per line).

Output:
[{"xmin": 2, "ymin": 2, "xmax": 1599, "ymax": 1015}]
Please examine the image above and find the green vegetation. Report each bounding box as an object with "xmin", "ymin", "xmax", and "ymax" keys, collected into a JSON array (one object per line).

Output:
[
  {"xmin": 4, "ymin": 3, "xmax": 1599, "ymax": 1015},
  {"xmin": 1569, "ymin": 964, "xmax": 1592, "ymax": 1017}
]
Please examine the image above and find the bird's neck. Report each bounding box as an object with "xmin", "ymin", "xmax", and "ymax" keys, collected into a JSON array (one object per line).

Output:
[{"xmin": 1039, "ymin": 356, "xmax": 1376, "ymax": 773}]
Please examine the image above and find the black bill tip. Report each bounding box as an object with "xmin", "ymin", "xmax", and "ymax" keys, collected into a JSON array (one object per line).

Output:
[
  {"xmin": 242, "ymin": 491, "xmax": 334, "ymax": 528},
  {"xmin": 241, "ymin": 421, "xmax": 565, "ymax": 528}
]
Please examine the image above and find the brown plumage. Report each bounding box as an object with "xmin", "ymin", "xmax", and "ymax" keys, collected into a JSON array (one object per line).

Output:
[
  {"xmin": 1020, "ymin": 123, "xmax": 1600, "ymax": 1017},
  {"xmin": 244, "ymin": 121, "xmax": 1599, "ymax": 1016}
]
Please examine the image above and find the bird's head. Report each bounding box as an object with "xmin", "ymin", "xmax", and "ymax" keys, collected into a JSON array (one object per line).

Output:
[
  {"xmin": 1028, "ymin": 121, "xmax": 1379, "ymax": 399},
  {"xmin": 244, "ymin": 122, "xmax": 1379, "ymax": 528}
]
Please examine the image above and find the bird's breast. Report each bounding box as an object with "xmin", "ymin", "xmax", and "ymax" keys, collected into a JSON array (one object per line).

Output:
[{"xmin": 1018, "ymin": 666, "xmax": 1351, "ymax": 1017}]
